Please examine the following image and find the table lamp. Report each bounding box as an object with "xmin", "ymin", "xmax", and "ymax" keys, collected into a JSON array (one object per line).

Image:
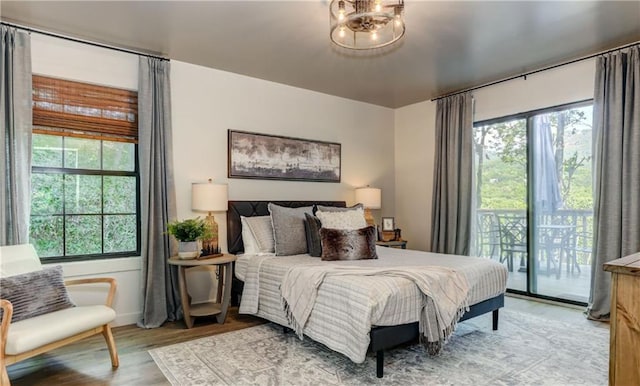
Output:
[
  {"xmin": 355, "ymin": 186, "xmax": 381, "ymax": 227},
  {"xmin": 192, "ymin": 179, "xmax": 228, "ymax": 256}
]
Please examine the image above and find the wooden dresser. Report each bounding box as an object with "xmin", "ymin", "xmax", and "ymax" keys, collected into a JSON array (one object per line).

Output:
[{"xmin": 603, "ymin": 253, "xmax": 640, "ymax": 386}]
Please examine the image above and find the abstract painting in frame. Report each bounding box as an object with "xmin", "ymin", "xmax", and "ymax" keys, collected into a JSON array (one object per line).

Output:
[{"xmin": 228, "ymin": 130, "xmax": 341, "ymax": 182}]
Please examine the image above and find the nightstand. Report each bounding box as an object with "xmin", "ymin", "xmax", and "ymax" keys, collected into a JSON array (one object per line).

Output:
[
  {"xmin": 168, "ymin": 254, "xmax": 236, "ymax": 328},
  {"xmin": 376, "ymin": 240, "xmax": 407, "ymax": 249}
]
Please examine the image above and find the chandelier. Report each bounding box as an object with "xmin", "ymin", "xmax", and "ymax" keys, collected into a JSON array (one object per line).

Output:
[{"xmin": 329, "ymin": 0, "xmax": 405, "ymax": 50}]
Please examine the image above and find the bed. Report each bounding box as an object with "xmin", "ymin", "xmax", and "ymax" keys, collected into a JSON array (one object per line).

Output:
[{"xmin": 227, "ymin": 200, "xmax": 508, "ymax": 378}]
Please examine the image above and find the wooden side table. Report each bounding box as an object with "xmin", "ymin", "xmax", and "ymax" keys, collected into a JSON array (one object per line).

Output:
[
  {"xmin": 168, "ymin": 254, "xmax": 237, "ymax": 329},
  {"xmin": 376, "ymin": 240, "xmax": 407, "ymax": 249},
  {"xmin": 604, "ymin": 253, "xmax": 640, "ymax": 386}
]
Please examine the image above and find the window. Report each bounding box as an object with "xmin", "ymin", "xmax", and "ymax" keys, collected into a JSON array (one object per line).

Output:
[
  {"xmin": 30, "ymin": 75, "xmax": 140, "ymax": 262},
  {"xmin": 472, "ymin": 100, "xmax": 593, "ymax": 304}
]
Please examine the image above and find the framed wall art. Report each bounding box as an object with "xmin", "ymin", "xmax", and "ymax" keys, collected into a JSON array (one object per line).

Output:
[
  {"xmin": 381, "ymin": 217, "xmax": 395, "ymax": 231},
  {"xmin": 228, "ymin": 130, "xmax": 341, "ymax": 182}
]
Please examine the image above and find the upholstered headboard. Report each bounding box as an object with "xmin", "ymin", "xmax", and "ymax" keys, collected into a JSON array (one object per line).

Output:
[{"xmin": 227, "ymin": 200, "xmax": 346, "ymax": 254}]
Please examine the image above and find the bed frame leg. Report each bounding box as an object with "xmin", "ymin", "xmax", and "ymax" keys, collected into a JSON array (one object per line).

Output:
[
  {"xmin": 492, "ymin": 309, "xmax": 499, "ymax": 331},
  {"xmin": 376, "ymin": 350, "xmax": 384, "ymax": 378}
]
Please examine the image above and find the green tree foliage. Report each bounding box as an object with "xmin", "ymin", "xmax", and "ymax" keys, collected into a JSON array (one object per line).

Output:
[
  {"xmin": 474, "ymin": 106, "xmax": 593, "ymax": 211},
  {"xmin": 29, "ymin": 135, "xmax": 138, "ymax": 258}
]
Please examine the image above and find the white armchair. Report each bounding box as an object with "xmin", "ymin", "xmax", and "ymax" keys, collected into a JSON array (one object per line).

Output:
[{"xmin": 0, "ymin": 244, "xmax": 119, "ymax": 385}]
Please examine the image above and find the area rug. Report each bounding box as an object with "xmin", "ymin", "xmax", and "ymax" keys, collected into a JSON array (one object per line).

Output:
[{"xmin": 149, "ymin": 310, "xmax": 608, "ymax": 385}]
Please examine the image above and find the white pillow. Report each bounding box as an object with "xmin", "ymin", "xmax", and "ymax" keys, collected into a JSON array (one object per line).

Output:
[
  {"xmin": 241, "ymin": 215, "xmax": 275, "ymax": 253},
  {"xmin": 316, "ymin": 208, "xmax": 367, "ymax": 230},
  {"xmin": 241, "ymin": 216, "xmax": 260, "ymax": 254}
]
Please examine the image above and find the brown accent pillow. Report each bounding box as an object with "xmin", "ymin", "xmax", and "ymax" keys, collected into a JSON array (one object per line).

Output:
[
  {"xmin": 320, "ymin": 226, "xmax": 378, "ymax": 261},
  {"xmin": 0, "ymin": 265, "xmax": 75, "ymax": 322}
]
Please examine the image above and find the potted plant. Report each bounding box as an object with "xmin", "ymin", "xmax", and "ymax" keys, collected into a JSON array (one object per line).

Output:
[{"xmin": 166, "ymin": 217, "xmax": 213, "ymax": 259}]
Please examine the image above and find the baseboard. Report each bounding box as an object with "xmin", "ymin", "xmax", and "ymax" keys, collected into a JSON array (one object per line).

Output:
[{"xmin": 113, "ymin": 311, "xmax": 141, "ymax": 327}]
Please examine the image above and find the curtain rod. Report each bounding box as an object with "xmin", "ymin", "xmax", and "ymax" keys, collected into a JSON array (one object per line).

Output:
[
  {"xmin": 1, "ymin": 21, "xmax": 169, "ymax": 62},
  {"xmin": 431, "ymin": 40, "xmax": 640, "ymax": 102}
]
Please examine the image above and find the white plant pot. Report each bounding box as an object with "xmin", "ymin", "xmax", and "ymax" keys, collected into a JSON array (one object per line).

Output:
[{"xmin": 178, "ymin": 241, "xmax": 201, "ymax": 259}]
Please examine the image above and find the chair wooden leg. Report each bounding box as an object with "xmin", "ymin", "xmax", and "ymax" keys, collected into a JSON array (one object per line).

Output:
[
  {"xmin": 0, "ymin": 362, "xmax": 10, "ymax": 386},
  {"xmin": 102, "ymin": 325, "xmax": 119, "ymax": 368}
]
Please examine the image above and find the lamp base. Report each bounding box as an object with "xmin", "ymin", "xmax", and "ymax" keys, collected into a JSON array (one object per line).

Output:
[
  {"xmin": 202, "ymin": 213, "xmax": 221, "ymax": 256},
  {"xmin": 364, "ymin": 208, "xmax": 376, "ymax": 227}
]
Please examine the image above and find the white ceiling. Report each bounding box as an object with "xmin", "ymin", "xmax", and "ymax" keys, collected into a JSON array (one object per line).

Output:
[{"xmin": 2, "ymin": 1, "xmax": 639, "ymax": 108}]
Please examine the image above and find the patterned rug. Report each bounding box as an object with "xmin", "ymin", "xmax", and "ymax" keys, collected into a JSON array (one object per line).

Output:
[{"xmin": 149, "ymin": 310, "xmax": 608, "ymax": 385}]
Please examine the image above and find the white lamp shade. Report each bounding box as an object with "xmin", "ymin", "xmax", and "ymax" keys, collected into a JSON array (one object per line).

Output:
[
  {"xmin": 191, "ymin": 182, "xmax": 228, "ymax": 212},
  {"xmin": 355, "ymin": 187, "xmax": 381, "ymax": 209}
]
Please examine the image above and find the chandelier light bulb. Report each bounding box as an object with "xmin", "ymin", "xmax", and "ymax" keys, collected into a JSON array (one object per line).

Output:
[
  {"xmin": 375, "ymin": 3, "xmax": 382, "ymax": 12},
  {"xmin": 371, "ymin": 31, "xmax": 378, "ymax": 41},
  {"xmin": 339, "ymin": 27, "xmax": 346, "ymax": 38}
]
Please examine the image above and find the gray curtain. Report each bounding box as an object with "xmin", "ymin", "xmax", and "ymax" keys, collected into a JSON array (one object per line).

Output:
[
  {"xmin": 588, "ymin": 45, "xmax": 640, "ymax": 320},
  {"xmin": 431, "ymin": 92, "xmax": 473, "ymax": 255},
  {"xmin": 137, "ymin": 57, "xmax": 181, "ymax": 328},
  {"xmin": 0, "ymin": 25, "xmax": 32, "ymax": 246}
]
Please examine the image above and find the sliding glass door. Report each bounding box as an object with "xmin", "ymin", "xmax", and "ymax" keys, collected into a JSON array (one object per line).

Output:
[{"xmin": 472, "ymin": 101, "xmax": 594, "ymax": 304}]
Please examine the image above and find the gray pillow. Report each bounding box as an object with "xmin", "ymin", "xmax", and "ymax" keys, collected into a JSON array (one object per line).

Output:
[
  {"xmin": 268, "ymin": 203, "xmax": 314, "ymax": 256},
  {"xmin": 314, "ymin": 203, "xmax": 363, "ymax": 214},
  {"xmin": 0, "ymin": 265, "xmax": 75, "ymax": 322},
  {"xmin": 304, "ymin": 213, "xmax": 323, "ymax": 257},
  {"xmin": 320, "ymin": 226, "xmax": 378, "ymax": 261}
]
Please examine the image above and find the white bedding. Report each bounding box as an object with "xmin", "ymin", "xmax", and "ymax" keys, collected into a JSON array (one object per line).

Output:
[{"xmin": 236, "ymin": 246, "xmax": 507, "ymax": 363}]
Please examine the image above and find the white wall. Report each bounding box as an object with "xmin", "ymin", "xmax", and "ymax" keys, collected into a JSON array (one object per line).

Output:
[
  {"xmin": 171, "ymin": 60, "xmax": 396, "ymax": 252},
  {"xmin": 473, "ymin": 59, "xmax": 595, "ymax": 121},
  {"xmin": 29, "ymin": 34, "xmax": 396, "ymax": 324},
  {"xmin": 394, "ymin": 100, "xmax": 436, "ymax": 252},
  {"xmin": 394, "ymin": 59, "xmax": 596, "ymax": 252}
]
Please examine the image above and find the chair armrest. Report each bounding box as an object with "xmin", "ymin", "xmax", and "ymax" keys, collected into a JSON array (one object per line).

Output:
[
  {"xmin": 64, "ymin": 278, "xmax": 117, "ymax": 307},
  {"xmin": 0, "ymin": 299, "xmax": 13, "ymax": 354}
]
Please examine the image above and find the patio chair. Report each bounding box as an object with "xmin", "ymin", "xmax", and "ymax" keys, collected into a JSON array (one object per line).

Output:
[
  {"xmin": 475, "ymin": 212, "xmax": 501, "ymax": 260},
  {"xmin": 566, "ymin": 230, "xmax": 591, "ymax": 275},
  {"xmin": 496, "ymin": 213, "xmax": 527, "ymax": 272}
]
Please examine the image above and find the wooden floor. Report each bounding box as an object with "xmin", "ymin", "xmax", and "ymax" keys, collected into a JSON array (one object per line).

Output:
[
  {"xmin": 6, "ymin": 297, "xmax": 607, "ymax": 385},
  {"xmin": 7, "ymin": 309, "xmax": 265, "ymax": 386}
]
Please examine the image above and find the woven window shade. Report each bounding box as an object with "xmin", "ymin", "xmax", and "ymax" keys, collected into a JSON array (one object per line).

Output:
[{"xmin": 33, "ymin": 75, "xmax": 138, "ymax": 142}]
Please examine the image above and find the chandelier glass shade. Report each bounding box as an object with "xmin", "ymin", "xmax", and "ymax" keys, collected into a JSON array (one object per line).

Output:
[{"xmin": 330, "ymin": 0, "xmax": 405, "ymax": 50}]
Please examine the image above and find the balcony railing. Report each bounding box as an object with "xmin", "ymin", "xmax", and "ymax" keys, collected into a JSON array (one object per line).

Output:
[{"xmin": 474, "ymin": 209, "xmax": 594, "ymax": 268}]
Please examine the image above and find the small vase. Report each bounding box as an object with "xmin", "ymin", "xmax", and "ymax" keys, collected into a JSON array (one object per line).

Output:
[{"xmin": 178, "ymin": 241, "xmax": 201, "ymax": 259}]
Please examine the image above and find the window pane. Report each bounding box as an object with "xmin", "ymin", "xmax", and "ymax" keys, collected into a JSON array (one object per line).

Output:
[
  {"xmin": 31, "ymin": 173, "xmax": 63, "ymax": 215},
  {"xmin": 532, "ymin": 106, "xmax": 593, "ymax": 302},
  {"xmin": 65, "ymin": 215, "xmax": 102, "ymax": 255},
  {"xmin": 104, "ymin": 215, "xmax": 137, "ymax": 253},
  {"xmin": 473, "ymin": 118, "xmax": 527, "ymax": 292},
  {"xmin": 472, "ymin": 103, "xmax": 594, "ymax": 304},
  {"xmin": 32, "ymin": 134, "xmax": 62, "ymax": 167},
  {"xmin": 64, "ymin": 137, "xmax": 100, "ymax": 169},
  {"xmin": 103, "ymin": 141, "xmax": 135, "ymax": 171},
  {"xmin": 64, "ymin": 175, "xmax": 102, "ymax": 214},
  {"xmin": 29, "ymin": 216, "xmax": 63, "ymax": 257},
  {"xmin": 104, "ymin": 176, "xmax": 136, "ymax": 214}
]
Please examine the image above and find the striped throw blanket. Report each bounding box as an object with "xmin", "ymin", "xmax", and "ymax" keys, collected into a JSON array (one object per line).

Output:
[{"xmin": 280, "ymin": 264, "xmax": 470, "ymax": 354}]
